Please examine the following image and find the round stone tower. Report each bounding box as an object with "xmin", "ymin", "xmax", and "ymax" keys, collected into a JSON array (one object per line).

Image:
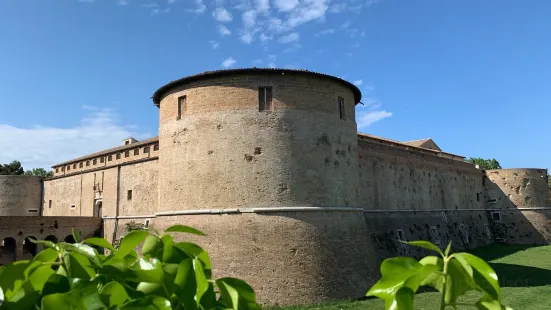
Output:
[
  {"xmin": 151, "ymin": 69, "xmax": 378, "ymax": 305},
  {"xmin": 485, "ymin": 168, "xmax": 550, "ymax": 208},
  {"xmin": 0, "ymin": 175, "xmax": 42, "ymax": 216}
]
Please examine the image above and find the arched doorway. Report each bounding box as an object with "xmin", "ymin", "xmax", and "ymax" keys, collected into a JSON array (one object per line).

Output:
[
  {"xmin": 0, "ymin": 237, "xmax": 17, "ymax": 265},
  {"xmin": 94, "ymin": 199, "xmax": 102, "ymax": 217},
  {"xmin": 64, "ymin": 235, "xmax": 76, "ymax": 244},
  {"xmin": 45, "ymin": 235, "xmax": 57, "ymax": 243},
  {"xmin": 23, "ymin": 236, "xmax": 38, "ymax": 257}
]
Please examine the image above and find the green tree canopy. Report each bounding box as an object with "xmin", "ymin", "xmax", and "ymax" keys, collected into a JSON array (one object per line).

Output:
[
  {"xmin": 0, "ymin": 160, "xmax": 24, "ymax": 175},
  {"xmin": 24, "ymin": 167, "xmax": 54, "ymax": 177},
  {"xmin": 465, "ymin": 157, "xmax": 502, "ymax": 170}
]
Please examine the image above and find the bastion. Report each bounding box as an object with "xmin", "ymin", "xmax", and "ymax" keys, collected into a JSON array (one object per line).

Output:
[{"xmin": 0, "ymin": 175, "xmax": 42, "ymax": 216}]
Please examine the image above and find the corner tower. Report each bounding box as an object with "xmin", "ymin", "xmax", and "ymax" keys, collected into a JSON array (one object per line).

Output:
[
  {"xmin": 153, "ymin": 68, "xmax": 362, "ymax": 211},
  {"xmin": 151, "ymin": 69, "xmax": 378, "ymax": 305}
]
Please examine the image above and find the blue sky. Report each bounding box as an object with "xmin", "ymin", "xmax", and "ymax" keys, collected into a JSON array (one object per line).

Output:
[{"xmin": 0, "ymin": 0, "xmax": 550, "ymax": 170}]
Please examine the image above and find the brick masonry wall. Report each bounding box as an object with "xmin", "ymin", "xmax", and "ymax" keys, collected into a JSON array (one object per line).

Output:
[
  {"xmin": 157, "ymin": 73, "xmax": 360, "ymax": 212},
  {"xmin": 0, "ymin": 176, "xmax": 42, "ymax": 216}
]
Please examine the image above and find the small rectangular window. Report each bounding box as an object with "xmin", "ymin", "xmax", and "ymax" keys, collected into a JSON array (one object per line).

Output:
[
  {"xmin": 48, "ymin": 200, "xmax": 52, "ymax": 209},
  {"xmin": 93, "ymin": 158, "xmax": 97, "ymax": 165},
  {"xmin": 79, "ymin": 162, "xmax": 83, "ymax": 168},
  {"xmin": 476, "ymin": 193, "xmax": 480, "ymax": 202},
  {"xmin": 127, "ymin": 190, "xmax": 133, "ymax": 201},
  {"xmin": 70, "ymin": 205, "xmax": 76, "ymax": 210},
  {"xmin": 108, "ymin": 155, "xmax": 112, "ymax": 161},
  {"xmin": 145, "ymin": 219, "xmax": 150, "ymax": 228},
  {"xmin": 491, "ymin": 211, "xmax": 501, "ymax": 222},
  {"xmin": 153, "ymin": 144, "xmax": 159, "ymax": 151},
  {"xmin": 55, "ymin": 168, "xmax": 59, "ymax": 173},
  {"xmin": 144, "ymin": 146, "xmax": 150, "ymax": 153},
  {"xmin": 338, "ymin": 96, "xmax": 346, "ymax": 120},
  {"xmin": 100, "ymin": 157, "xmax": 105, "ymax": 163},
  {"xmin": 86, "ymin": 161, "xmax": 90, "ymax": 167},
  {"xmin": 73, "ymin": 164, "xmax": 77, "ymax": 169},
  {"xmin": 61, "ymin": 166, "xmax": 65, "ymax": 171},
  {"xmin": 27, "ymin": 209, "xmax": 38, "ymax": 213},
  {"xmin": 258, "ymin": 87, "xmax": 273, "ymax": 111},
  {"xmin": 177, "ymin": 96, "xmax": 186, "ymax": 120},
  {"xmin": 125, "ymin": 140, "xmax": 130, "ymax": 145},
  {"xmin": 124, "ymin": 151, "xmax": 130, "ymax": 158},
  {"xmin": 116, "ymin": 153, "xmax": 121, "ymax": 160},
  {"xmin": 67, "ymin": 165, "xmax": 71, "ymax": 171},
  {"xmin": 134, "ymin": 149, "xmax": 139, "ymax": 156}
]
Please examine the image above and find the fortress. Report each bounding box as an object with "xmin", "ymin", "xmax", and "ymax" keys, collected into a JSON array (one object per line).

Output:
[{"xmin": 1, "ymin": 68, "xmax": 551, "ymax": 305}]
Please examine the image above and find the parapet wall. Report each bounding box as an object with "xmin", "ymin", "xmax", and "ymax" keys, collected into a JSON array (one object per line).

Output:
[{"xmin": 0, "ymin": 176, "xmax": 42, "ymax": 216}]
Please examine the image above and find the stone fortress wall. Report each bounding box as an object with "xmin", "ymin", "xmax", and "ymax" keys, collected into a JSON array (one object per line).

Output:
[
  {"xmin": 0, "ymin": 175, "xmax": 42, "ymax": 216},
  {"xmin": 1, "ymin": 69, "xmax": 550, "ymax": 305}
]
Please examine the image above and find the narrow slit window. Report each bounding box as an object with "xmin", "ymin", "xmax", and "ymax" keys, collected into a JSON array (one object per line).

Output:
[
  {"xmin": 178, "ymin": 96, "xmax": 186, "ymax": 120},
  {"xmin": 476, "ymin": 193, "xmax": 480, "ymax": 202},
  {"xmin": 258, "ymin": 87, "xmax": 273, "ymax": 111},
  {"xmin": 127, "ymin": 190, "xmax": 133, "ymax": 201},
  {"xmin": 338, "ymin": 96, "xmax": 346, "ymax": 120},
  {"xmin": 48, "ymin": 200, "xmax": 52, "ymax": 209}
]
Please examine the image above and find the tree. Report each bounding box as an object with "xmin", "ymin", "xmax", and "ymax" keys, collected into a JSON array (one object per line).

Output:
[
  {"xmin": 0, "ymin": 160, "xmax": 24, "ymax": 175},
  {"xmin": 465, "ymin": 157, "xmax": 502, "ymax": 170},
  {"xmin": 24, "ymin": 168, "xmax": 53, "ymax": 178},
  {"xmin": 0, "ymin": 225, "xmax": 260, "ymax": 310}
]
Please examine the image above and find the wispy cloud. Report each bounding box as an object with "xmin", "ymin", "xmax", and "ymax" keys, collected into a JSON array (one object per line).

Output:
[
  {"xmin": 186, "ymin": 0, "xmax": 206, "ymax": 14},
  {"xmin": 213, "ymin": 7, "xmax": 233, "ymax": 22},
  {"xmin": 353, "ymin": 79, "xmax": 363, "ymax": 86},
  {"xmin": 273, "ymin": 0, "xmax": 299, "ymax": 12},
  {"xmin": 356, "ymin": 98, "xmax": 392, "ymax": 129},
  {"xmin": 278, "ymin": 32, "xmax": 299, "ymax": 44},
  {"xmin": 118, "ymin": 0, "xmax": 129, "ymax": 6},
  {"xmin": 221, "ymin": 57, "xmax": 236, "ymax": 68},
  {"xmin": 0, "ymin": 107, "xmax": 150, "ymax": 170},
  {"xmin": 209, "ymin": 40, "xmax": 220, "ymax": 49},
  {"xmin": 218, "ymin": 25, "xmax": 232, "ymax": 36},
  {"xmin": 315, "ymin": 28, "xmax": 335, "ymax": 36}
]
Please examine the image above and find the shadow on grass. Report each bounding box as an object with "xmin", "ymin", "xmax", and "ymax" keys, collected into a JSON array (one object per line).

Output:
[
  {"xmin": 468, "ymin": 243, "xmax": 543, "ymax": 262},
  {"xmin": 490, "ymin": 263, "xmax": 551, "ymax": 287}
]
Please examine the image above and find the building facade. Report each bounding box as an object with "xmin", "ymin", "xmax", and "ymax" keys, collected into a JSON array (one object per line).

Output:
[{"xmin": 1, "ymin": 69, "xmax": 550, "ymax": 305}]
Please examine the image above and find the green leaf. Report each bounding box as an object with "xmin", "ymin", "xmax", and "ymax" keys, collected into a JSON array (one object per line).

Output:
[
  {"xmin": 173, "ymin": 259, "xmax": 196, "ymax": 310},
  {"xmin": 63, "ymin": 252, "xmax": 95, "ymax": 279},
  {"xmin": 120, "ymin": 295, "xmax": 171, "ymax": 310},
  {"xmin": 165, "ymin": 225, "xmax": 206, "ymax": 236},
  {"xmin": 129, "ymin": 258, "xmax": 164, "ymax": 284},
  {"xmin": 113, "ymin": 230, "xmax": 149, "ymax": 259},
  {"xmin": 8, "ymin": 265, "xmax": 55, "ymax": 309},
  {"xmin": 216, "ymin": 277, "xmax": 257, "ymax": 310},
  {"xmin": 394, "ymin": 287, "xmax": 414, "ymax": 310},
  {"xmin": 59, "ymin": 243, "xmax": 102, "ymax": 267},
  {"xmin": 454, "ymin": 252, "xmax": 501, "ymax": 301},
  {"xmin": 194, "ymin": 257, "xmax": 209, "ymax": 304},
  {"xmin": 217, "ymin": 278, "xmax": 240, "ymax": 310},
  {"xmin": 475, "ymin": 294, "xmax": 507, "ymax": 310},
  {"xmin": 99, "ymin": 281, "xmax": 129, "ymax": 308},
  {"xmin": 174, "ymin": 242, "xmax": 212, "ymax": 276},
  {"xmin": 403, "ymin": 264, "xmax": 440, "ymax": 292},
  {"xmin": 366, "ymin": 257, "xmax": 423, "ymax": 301},
  {"xmin": 142, "ymin": 235, "xmax": 163, "ymax": 259},
  {"xmin": 444, "ymin": 241, "xmax": 452, "ymax": 257},
  {"xmin": 403, "ymin": 241, "xmax": 443, "ymax": 257},
  {"xmin": 42, "ymin": 274, "xmax": 71, "ymax": 296},
  {"xmin": 33, "ymin": 248, "xmax": 59, "ymax": 263},
  {"xmin": 83, "ymin": 237, "xmax": 115, "ymax": 252},
  {"xmin": 72, "ymin": 228, "xmax": 81, "ymax": 243},
  {"xmin": 445, "ymin": 257, "xmax": 476, "ymax": 306},
  {"xmin": 30, "ymin": 239, "xmax": 59, "ymax": 251},
  {"xmin": 0, "ymin": 261, "xmax": 29, "ymax": 298}
]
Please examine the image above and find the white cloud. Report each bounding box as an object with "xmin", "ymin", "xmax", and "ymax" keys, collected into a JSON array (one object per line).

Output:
[
  {"xmin": 187, "ymin": 0, "xmax": 206, "ymax": 13},
  {"xmin": 217, "ymin": 25, "xmax": 231, "ymax": 36},
  {"xmin": 356, "ymin": 98, "xmax": 392, "ymax": 129},
  {"xmin": 286, "ymin": 0, "xmax": 328, "ymax": 27},
  {"xmin": 118, "ymin": 0, "xmax": 129, "ymax": 5},
  {"xmin": 0, "ymin": 107, "xmax": 150, "ymax": 170},
  {"xmin": 255, "ymin": 0, "xmax": 270, "ymax": 12},
  {"xmin": 240, "ymin": 32, "xmax": 254, "ymax": 44},
  {"xmin": 329, "ymin": 2, "xmax": 347, "ymax": 13},
  {"xmin": 315, "ymin": 28, "xmax": 335, "ymax": 36},
  {"xmin": 267, "ymin": 54, "xmax": 277, "ymax": 68},
  {"xmin": 278, "ymin": 32, "xmax": 299, "ymax": 44},
  {"xmin": 353, "ymin": 79, "xmax": 363, "ymax": 86},
  {"xmin": 274, "ymin": 0, "xmax": 299, "ymax": 12},
  {"xmin": 242, "ymin": 10, "xmax": 257, "ymax": 28},
  {"xmin": 209, "ymin": 40, "xmax": 220, "ymax": 49},
  {"xmin": 212, "ymin": 7, "xmax": 233, "ymax": 22},
  {"xmin": 221, "ymin": 57, "xmax": 236, "ymax": 68}
]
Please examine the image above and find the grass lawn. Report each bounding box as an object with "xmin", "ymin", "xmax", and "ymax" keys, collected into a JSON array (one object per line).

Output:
[{"xmin": 274, "ymin": 243, "xmax": 551, "ymax": 309}]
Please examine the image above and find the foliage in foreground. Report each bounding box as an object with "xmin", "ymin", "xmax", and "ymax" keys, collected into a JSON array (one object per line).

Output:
[
  {"xmin": 367, "ymin": 240, "xmax": 513, "ymax": 310},
  {"xmin": 0, "ymin": 225, "xmax": 260, "ymax": 310}
]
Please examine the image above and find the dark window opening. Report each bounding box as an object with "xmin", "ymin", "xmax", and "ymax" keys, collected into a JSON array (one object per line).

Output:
[
  {"xmin": 23, "ymin": 237, "xmax": 37, "ymax": 256},
  {"xmin": 134, "ymin": 149, "xmax": 139, "ymax": 156},
  {"xmin": 67, "ymin": 165, "xmax": 70, "ymax": 171},
  {"xmin": 396, "ymin": 229, "xmax": 405, "ymax": 241},
  {"xmin": 73, "ymin": 164, "xmax": 76, "ymax": 169},
  {"xmin": 55, "ymin": 168, "xmax": 58, "ymax": 173},
  {"xmin": 153, "ymin": 144, "xmax": 159, "ymax": 151},
  {"xmin": 100, "ymin": 157, "xmax": 105, "ymax": 163},
  {"xmin": 178, "ymin": 96, "xmax": 186, "ymax": 120},
  {"xmin": 86, "ymin": 161, "xmax": 90, "ymax": 167},
  {"xmin": 116, "ymin": 153, "xmax": 121, "ymax": 160},
  {"xmin": 48, "ymin": 200, "xmax": 52, "ymax": 209},
  {"xmin": 476, "ymin": 193, "xmax": 480, "ymax": 202},
  {"xmin": 70, "ymin": 205, "xmax": 76, "ymax": 210},
  {"xmin": 79, "ymin": 162, "xmax": 83, "ymax": 168},
  {"xmin": 144, "ymin": 146, "xmax": 150, "ymax": 153},
  {"xmin": 492, "ymin": 212, "xmax": 501, "ymax": 222},
  {"xmin": 108, "ymin": 155, "xmax": 112, "ymax": 161},
  {"xmin": 125, "ymin": 140, "xmax": 130, "ymax": 145},
  {"xmin": 258, "ymin": 87, "xmax": 273, "ymax": 111},
  {"xmin": 338, "ymin": 96, "xmax": 346, "ymax": 120},
  {"xmin": 93, "ymin": 159, "xmax": 97, "ymax": 165},
  {"xmin": 61, "ymin": 166, "xmax": 65, "ymax": 171},
  {"xmin": 124, "ymin": 151, "xmax": 130, "ymax": 158},
  {"xmin": 127, "ymin": 190, "xmax": 133, "ymax": 200},
  {"xmin": 145, "ymin": 220, "xmax": 150, "ymax": 228}
]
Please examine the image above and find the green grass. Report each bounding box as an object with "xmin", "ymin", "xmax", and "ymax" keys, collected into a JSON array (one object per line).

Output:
[{"xmin": 273, "ymin": 243, "xmax": 551, "ymax": 309}]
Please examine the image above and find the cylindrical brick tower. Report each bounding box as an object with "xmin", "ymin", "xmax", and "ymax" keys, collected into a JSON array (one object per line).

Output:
[
  {"xmin": 485, "ymin": 168, "xmax": 551, "ymax": 244},
  {"xmin": 0, "ymin": 176, "xmax": 42, "ymax": 216},
  {"xmin": 151, "ymin": 69, "xmax": 378, "ymax": 305}
]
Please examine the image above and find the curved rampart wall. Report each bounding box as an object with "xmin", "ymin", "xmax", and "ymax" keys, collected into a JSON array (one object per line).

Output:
[
  {"xmin": 485, "ymin": 169, "xmax": 551, "ymax": 244},
  {"xmin": 153, "ymin": 71, "xmax": 378, "ymax": 305},
  {"xmin": 0, "ymin": 176, "xmax": 42, "ymax": 216}
]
